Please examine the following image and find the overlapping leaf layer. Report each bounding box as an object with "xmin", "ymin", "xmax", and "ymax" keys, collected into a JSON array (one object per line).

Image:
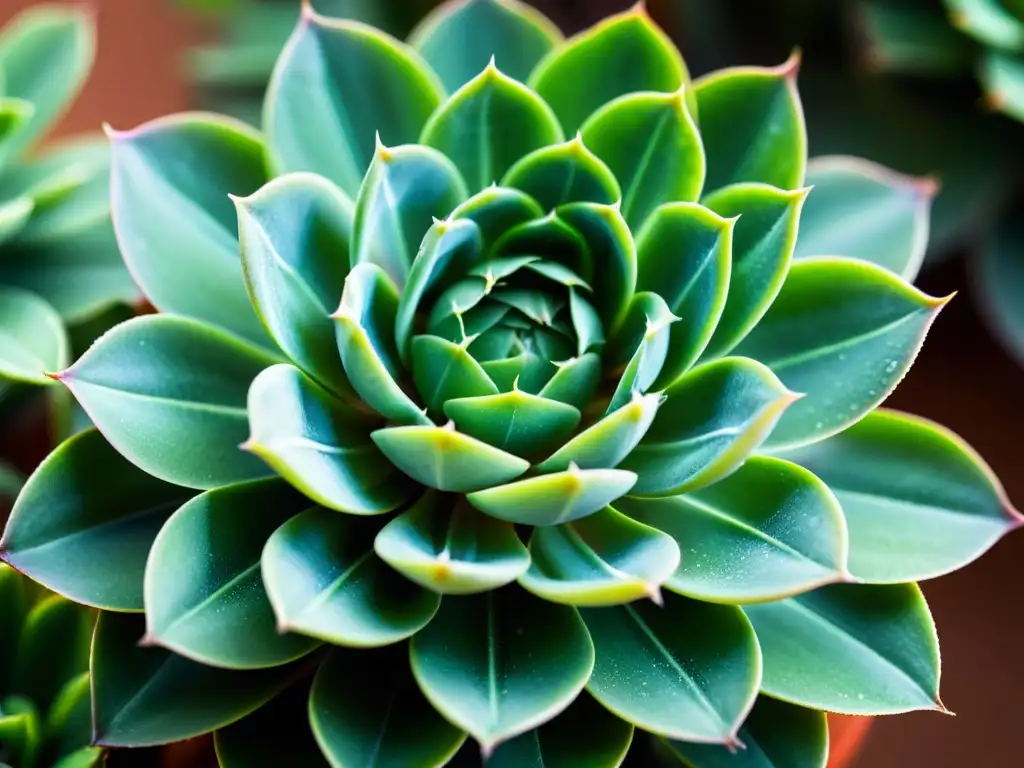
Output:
[{"xmin": 3, "ymin": 1, "xmax": 1018, "ymax": 766}]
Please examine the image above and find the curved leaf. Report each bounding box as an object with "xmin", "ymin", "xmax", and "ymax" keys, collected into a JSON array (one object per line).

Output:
[
  {"xmin": 311, "ymin": 646, "xmax": 466, "ymax": 768},
  {"xmin": 371, "ymin": 424, "xmax": 529, "ymax": 492},
  {"xmin": 143, "ymin": 479, "xmax": 319, "ymax": 669},
  {"xmin": 0, "ymin": 428, "xmax": 193, "ymax": 612},
  {"xmin": 502, "ymin": 136, "xmax": 620, "ymax": 211},
  {"xmin": 944, "ymin": 0, "xmax": 1024, "ymax": 48},
  {"xmin": 235, "ymin": 172, "xmax": 354, "ymax": 395},
  {"xmin": 0, "ymin": 285, "xmax": 67, "ymax": 385},
  {"xmin": 700, "ymin": 183, "xmax": 807, "ymax": 359},
  {"xmin": 91, "ymin": 612, "xmax": 301, "ymax": 747},
  {"xmin": 411, "ymin": 334, "xmax": 499, "ymax": 416},
  {"xmin": 581, "ymin": 90, "xmax": 704, "ymax": 230},
  {"xmin": 487, "ymin": 691, "xmax": 633, "ymax": 768},
  {"xmin": 619, "ymin": 357, "xmax": 797, "ymax": 497},
  {"xmin": 410, "ymin": 585, "xmax": 594, "ymax": 752},
  {"xmin": 351, "ymin": 142, "xmax": 467, "ymax": 288},
  {"xmin": 467, "ymin": 467, "xmax": 638, "ymax": 526},
  {"xmin": 694, "ymin": 56, "xmax": 806, "ymax": 193},
  {"xmin": 262, "ymin": 507, "xmax": 438, "ymax": 646},
  {"xmin": 617, "ymin": 456, "xmax": 848, "ymax": 603},
  {"xmin": 12, "ymin": 596, "xmax": 91, "ymax": 713},
  {"xmin": 539, "ymin": 352, "xmax": 602, "ymax": 409},
  {"xmin": 605, "ymin": 292, "xmax": 677, "ymax": 412},
  {"xmin": 56, "ymin": 315, "xmax": 279, "ymax": 490},
  {"xmin": 734, "ymin": 257, "xmax": 948, "ymax": 450},
  {"xmin": 744, "ymin": 583, "xmax": 943, "ymax": 715},
  {"xmin": 780, "ymin": 408, "xmax": 1021, "ymax": 583},
  {"xmin": 980, "ymin": 51, "xmax": 1024, "ymax": 123},
  {"xmin": 975, "ymin": 211, "xmax": 1024, "ymax": 366},
  {"xmin": 451, "ymin": 184, "xmax": 543, "ymax": 253},
  {"xmin": 246, "ymin": 364, "xmax": 411, "ymax": 515},
  {"xmin": 421, "ymin": 60, "xmax": 563, "ymax": 193},
  {"xmin": 520, "ymin": 507, "xmax": 680, "ymax": 606},
  {"xmin": 410, "ymin": 0, "xmax": 562, "ymax": 91},
  {"xmin": 265, "ymin": 8, "xmax": 444, "ymax": 197},
  {"xmin": 374, "ymin": 492, "xmax": 529, "ymax": 593},
  {"xmin": 664, "ymin": 696, "xmax": 828, "ymax": 768},
  {"xmin": 582, "ymin": 593, "xmax": 761, "ymax": 743},
  {"xmin": 635, "ymin": 203, "xmax": 733, "ymax": 384},
  {"xmin": 443, "ymin": 388, "xmax": 581, "ymax": 458},
  {"xmin": 529, "ymin": 5, "xmax": 691, "ymax": 135},
  {"xmin": 798, "ymin": 156, "xmax": 934, "ymax": 281},
  {"xmin": 107, "ymin": 113, "xmax": 270, "ymax": 346}
]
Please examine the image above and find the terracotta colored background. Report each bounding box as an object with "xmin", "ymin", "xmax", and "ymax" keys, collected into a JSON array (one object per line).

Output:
[{"xmin": 2, "ymin": 0, "xmax": 1021, "ymax": 765}]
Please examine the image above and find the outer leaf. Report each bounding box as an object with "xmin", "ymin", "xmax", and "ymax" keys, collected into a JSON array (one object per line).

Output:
[
  {"xmin": 56, "ymin": 315, "xmax": 280, "ymax": 490},
  {"xmin": 502, "ymin": 136, "xmax": 620, "ymax": 211},
  {"xmin": 13, "ymin": 596, "xmax": 91, "ymax": 713},
  {"xmin": 371, "ymin": 424, "xmax": 529, "ymax": 492},
  {"xmin": 51, "ymin": 747, "xmax": 102, "ymax": 768},
  {"xmin": 619, "ymin": 358, "xmax": 797, "ymax": 496},
  {"xmin": 0, "ymin": 5, "xmax": 94, "ymax": 160},
  {"xmin": 311, "ymin": 646, "xmax": 466, "ymax": 768},
  {"xmin": 635, "ymin": 203, "xmax": 733, "ymax": 384},
  {"xmin": 700, "ymin": 183, "xmax": 807, "ymax": 359},
  {"xmin": 0, "ymin": 285, "xmax": 67, "ymax": 385},
  {"xmin": 410, "ymin": 586, "xmax": 594, "ymax": 752},
  {"xmin": 0, "ymin": 193, "xmax": 32, "ymax": 244},
  {"xmin": 781, "ymin": 409, "xmax": 1021, "ymax": 582},
  {"xmin": 664, "ymin": 697, "xmax": 828, "ymax": 768},
  {"xmin": 265, "ymin": 8, "xmax": 444, "ymax": 197},
  {"xmin": 694, "ymin": 56, "xmax": 806, "ymax": 193},
  {"xmin": 45, "ymin": 671, "xmax": 92, "ymax": 758},
  {"xmin": 0, "ymin": 428, "xmax": 193, "ymax": 612},
  {"xmin": 215, "ymin": 682, "xmax": 329, "ymax": 768},
  {"xmin": 744, "ymin": 583, "xmax": 943, "ymax": 715},
  {"xmin": 107, "ymin": 113, "xmax": 270, "ymax": 346},
  {"xmin": 235, "ymin": 172, "xmax": 354, "ymax": 395},
  {"xmin": 262, "ymin": 506, "xmax": 439, "ymax": 646},
  {"xmin": 143, "ymin": 479, "xmax": 320, "ymax": 669},
  {"xmin": 582, "ymin": 593, "xmax": 761, "ymax": 743},
  {"xmin": 616, "ymin": 457, "xmax": 848, "ymax": 603},
  {"xmin": 421, "ymin": 60, "xmax": 563, "ymax": 192},
  {"xmin": 520, "ymin": 506, "xmax": 680, "ymax": 606},
  {"xmin": 529, "ymin": 5, "xmax": 691, "ymax": 135},
  {"xmin": 980, "ymin": 51, "xmax": 1024, "ymax": 123},
  {"xmin": 246, "ymin": 364, "xmax": 411, "ymax": 515},
  {"xmin": 410, "ymin": 0, "xmax": 562, "ymax": 91},
  {"xmin": 374, "ymin": 492, "xmax": 530, "ymax": 593},
  {"xmin": 351, "ymin": 142, "xmax": 467, "ymax": 288},
  {"xmin": 797, "ymin": 156, "xmax": 934, "ymax": 281},
  {"xmin": 581, "ymin": 90, "xmax": 704, "ymax": 230},
  {"xmin": 467, "ymin": 467, "xmax": 639, "ymax": 526},
  {"xmin": 944, "ymin": 0, "xmax": 1024, "ymax": 48},
  {"xmin": 734, "ymin": 257, "xmax": 948, "ymax": 449},
  {"xmin": 487, "ymin": 691, "xmax": 633, "ymax": 768},
  {"xmin": 91, "ymin": 612, "xmax": 301, "ymax": 747}
]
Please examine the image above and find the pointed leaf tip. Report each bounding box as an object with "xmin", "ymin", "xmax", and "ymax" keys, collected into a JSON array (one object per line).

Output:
[{"xmin": 777, "ymin": 48, "xmax": 802, "ymax": 79}]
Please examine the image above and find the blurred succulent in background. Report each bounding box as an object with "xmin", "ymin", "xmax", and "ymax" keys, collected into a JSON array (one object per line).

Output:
[
  {"xmin": 0, "ymin": 564, "xmax": 96, "ymax": 768},
  {"xmin": 663, "ymin": 0, "xmax": 1024, "ymax": 368},
  {"xmin": 4, "ymin": 1, "xmax": 1020, "ymax": 766},
  {"xmin": 0, "ymin": 5, "xmax": 140, "ymax": 481}
]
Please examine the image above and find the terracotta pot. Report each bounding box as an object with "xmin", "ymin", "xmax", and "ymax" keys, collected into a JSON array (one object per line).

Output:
[{"xmin": 827, "ymin": 715, "xmax": 873, "ymax": 768}]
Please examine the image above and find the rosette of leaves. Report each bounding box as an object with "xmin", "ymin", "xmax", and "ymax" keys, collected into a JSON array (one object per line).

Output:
[
  {"xmin": 0, "ymin": 564, "xmax": 97, "ymax": 768},
  {"xmin": 0, "ymin": 5, "xmax": 140, "ymax": 460},
  {"xmin": 3, "ymin": 1, "xmax": 1020, "ymax": 766}
]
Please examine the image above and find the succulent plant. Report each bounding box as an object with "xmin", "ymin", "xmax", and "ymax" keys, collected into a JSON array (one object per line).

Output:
[
  {"xmin": 0, "ymin": 4, "xmax": 140, "ymax": 467},
  {"xmin": 3, "ymin": 1, "xmax": 1019, "ymax": 766},
  {"xmin": 0, "ymin": 564, "xmax": 97, "ymax": 768}
]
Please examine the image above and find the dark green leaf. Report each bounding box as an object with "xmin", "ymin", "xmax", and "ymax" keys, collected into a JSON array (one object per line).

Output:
[
  {"xmin": 143, "ymin": 479, "xmax": 319, "ymax": 669},
  {"xmin": 0, "ymin": 428, "xmax": 193, "ymax": 611},
  {"xmin": 605, "ymin": 293, "xmax": 677, "ymax": 413},
  {"xmin": 13, "ymin": 595, "xmax": 91, "ymax": 713},
  {"xmin": 975, "ymin": 211, "xmax": 1024, "ymax": 365},
  {"xmin": 410, "ymin": 586, "xmax": 594, "ymax": 752},
  {"xmin": 44, "ymin": 671, "xmax": 92, "ymax": 758},
  {"xmin": 265, "ymin": 9, "xmax": 444, "ymax": 197},
  {"xmin": 246, "ymin": 364, "xmax": 411, "ymax": 515},
  {"xmin": 0, "ymin": 564, "xmax": 27, "ymax": 694},
  {"xmin": 582, "ymin": 593, "xmax": 760, "ymax": 743},
  {"xmin": 56, "ymin": 315, "xmax": 280, "ymax": 489},
  {"xmin": 735, "ymin": 257, "xmax": 948, "ymax": 449},
  {"xmin": 411, "ymin": 334, "xmax": 499, "ymax": 416},
  {"xmin": 451, "ymin": 184, "xmax": 543, "ymax": 253},
  {"xmin": 744, "ymin": 583, "xmax": 942, "ymax": 714},
  {"xmin": 502, "ymin": 136, "xmax": 620, "ymax": 211},
  {"xmin": 311, "ymin": 646, "xmax": 466, "ymax": 767},
  {"xmin": 91, "ymin": 612, "xmax": 302, "ymax": 747},
  {"xmin": 443, "ymin": 388, "xmax": 581, "ymax": 458},
  {"xmin": 410, "ymin": 0, "xmax": 562, "ymax": 91},
  {"xmin": 263, "ymin": 506, "xmax": 439, "ymax": 645},
  {"xmin": 0, "ymin": 285, "xmax": 67, "ymax": 385},
  {"xmin": 107, "ymin": 113, "xmax": 270, "ymax": 346}
]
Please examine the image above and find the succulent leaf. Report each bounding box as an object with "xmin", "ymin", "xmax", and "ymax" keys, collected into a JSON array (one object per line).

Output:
[
  {"xmin": 503, "ymin": 136, "xmax": 621, "ymax": 211},
  {"xmin": 13, "ymin": 595, "xmax": 91, "ymax": 714},
  {"xmin": 0, "ymin": 284, "xmax": 68, "ymax": 385}
]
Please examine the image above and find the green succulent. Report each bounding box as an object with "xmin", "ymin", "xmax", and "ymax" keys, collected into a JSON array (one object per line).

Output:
[
  {"xmin": 0, "ymin": 5, "xmax": 140, "ymax": 458},
  {"xmin": 3, "ymin": 1, "xmax": 1020, "ymax": 766},
  {"xmin": 0, "ymin": 564, "xmax": 97, "ymax": 768}
]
